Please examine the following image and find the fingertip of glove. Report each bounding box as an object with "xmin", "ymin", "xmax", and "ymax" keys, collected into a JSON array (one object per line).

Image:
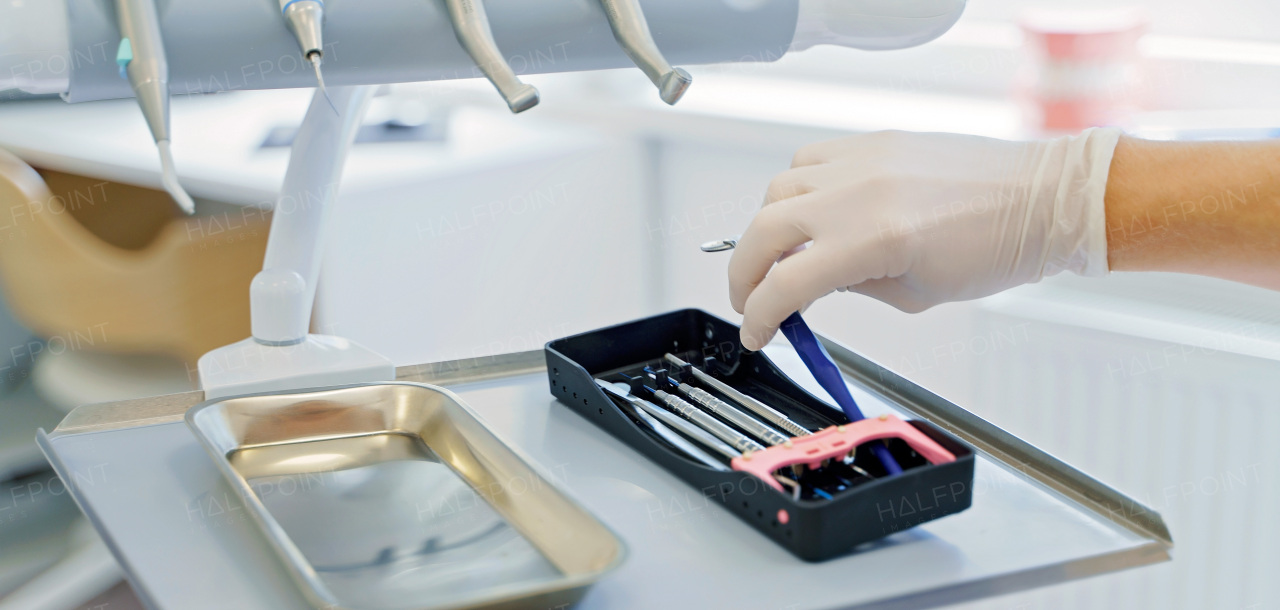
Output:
[{"xmin": 739, "ymin": 328, "xmax": 763, "ymax": 352}]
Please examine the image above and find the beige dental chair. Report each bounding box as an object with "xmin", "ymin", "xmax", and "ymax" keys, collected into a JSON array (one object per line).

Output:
[
  {"xmin": 0, "ymin": 146, "xmax": 270, "ymax": 609},
  {"xmin": 0, "ymin": 147, "xmax": 268, "ymax": 369}
]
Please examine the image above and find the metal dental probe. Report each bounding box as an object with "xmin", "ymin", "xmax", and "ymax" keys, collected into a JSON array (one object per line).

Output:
[
  {"xmin": 594, "ymin": 380, "xmax": 728, "ymax": 471},
  {"xmin": 596, "ymin": 380, "xmax": 739, "ymax": 462},
  {"xmin": 278, "ymin": 0, "xmax": 337, "ymax": 113},
  {"xmin": 600, "ymin": 382, "xmax": 810, "ymax": 495},
  {"xmin": 664, "ymin": 353, "xmax": 812, "ymax": 438},
  {"xmin": 699, "ymin": 237, "xmax": 738, "ymax": 253},
  {"xmin": 657, "ymin": 372, "xmax": 808, "ymax": 478},
  {"xmin": 650, "ymin": 373, "xmax": 790, "ymax": 446},
  {"xmin": 646, "ymin": 386, "xmax": 765, "ymax": 455},
  {"xmin": 114, "ymin": 0, "xmax": 195, "ymax": 214},
  {"xmin": 309, "ymin": 55, "xmax": 335, "ymax": 112}
]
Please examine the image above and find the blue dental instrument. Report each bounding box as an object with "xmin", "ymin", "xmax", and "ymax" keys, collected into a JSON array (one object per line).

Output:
[
  {"xmin": 778, "ymin": 312, "xmax": 902, "ymax": 475},
  {"xmin": 700, "ymin": 237, "xmax": 904, "ymax": 475}
]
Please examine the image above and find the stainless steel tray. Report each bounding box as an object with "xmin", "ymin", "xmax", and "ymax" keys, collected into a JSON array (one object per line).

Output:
[
  {"xmin": 38, "ymin": 342, "xmax": 1172, "ymax": 609},
  {"xmin": 185, "ymin": 382, "xmax": 625, "ymax": 610}
]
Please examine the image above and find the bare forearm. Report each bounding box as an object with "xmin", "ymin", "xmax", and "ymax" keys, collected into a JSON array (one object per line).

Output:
[{"xmin": 1105, "ymin": 136, "xmax": 1280, "ymax": 289}]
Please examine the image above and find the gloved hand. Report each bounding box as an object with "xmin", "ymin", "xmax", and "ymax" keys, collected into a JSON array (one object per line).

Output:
[{"xmin": 729, "ymin": 128, "xmax": 1123, "ymax": 350}]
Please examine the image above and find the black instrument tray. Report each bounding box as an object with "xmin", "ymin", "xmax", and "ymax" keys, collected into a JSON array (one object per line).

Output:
[{"xmin": 545, "ymin": 309, "xmax": 974, "ymax": 561}]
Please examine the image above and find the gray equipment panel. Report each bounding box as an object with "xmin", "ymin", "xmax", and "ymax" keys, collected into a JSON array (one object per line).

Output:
[{"xmin": 64, "ymin": 0, "xmax": 799, "ymax": 102}]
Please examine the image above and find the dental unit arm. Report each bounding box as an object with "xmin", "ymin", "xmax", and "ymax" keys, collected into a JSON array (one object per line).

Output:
[
  {"xmin": 3, "ymin": 0, "xmax": 966, "ymax": 104},
  {"xmin": 196, "ymin": 85, "xmax": 395, "ymax": 400},
  {"xmin": 0, "ymin": 0, "xmax": 966, "ymax": 397}
]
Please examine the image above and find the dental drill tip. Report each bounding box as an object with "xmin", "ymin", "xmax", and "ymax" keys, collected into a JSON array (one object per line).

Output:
[
  {"xmin": 505, "ymin": 84, "xmax": 540, "ymax": 114},
  {"xmin": 156, "ymin": 140, "xmax": 195, "ymax": 215},
  {"xmin": 309, "ymin": 54, "xmax": 337, "ymax": 114},
  {"xmin": 658, "ymin": 68, "xmax": 693, "ymax": 105}
]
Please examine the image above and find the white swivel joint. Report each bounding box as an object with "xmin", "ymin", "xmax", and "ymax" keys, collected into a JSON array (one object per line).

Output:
[{"xmin": 250, "ymin": 268, "xmax": 309, "ymax": 345}]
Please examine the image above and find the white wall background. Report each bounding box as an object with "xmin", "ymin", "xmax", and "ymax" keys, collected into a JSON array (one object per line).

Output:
[{"xmin": 965, "ymin": 0, "xmax": 1279, "ymax": 42}]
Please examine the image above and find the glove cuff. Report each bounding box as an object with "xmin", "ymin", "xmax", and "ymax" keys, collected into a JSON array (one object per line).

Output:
[
  {"xmin": 1077, "ymin": 127, "xmax": 1124, "ymax": 277},
  {"xmin": 1042, "ymin": 126, "xmax": 1123, "ymax": 279}
]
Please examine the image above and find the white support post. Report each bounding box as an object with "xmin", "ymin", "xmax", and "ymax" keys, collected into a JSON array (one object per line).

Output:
[{"xmin": 197, "ymin": 85, "xmax": 394, "ymax": 400}]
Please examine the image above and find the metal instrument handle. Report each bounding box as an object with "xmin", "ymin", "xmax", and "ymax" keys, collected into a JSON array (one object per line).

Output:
[
  {"xmin": 653, "ymin": 390, "xmax": 764, "ymax": 454},
  {"xmin": 679, "ymin": 384, "xmax": 790, "ymax": 446}
]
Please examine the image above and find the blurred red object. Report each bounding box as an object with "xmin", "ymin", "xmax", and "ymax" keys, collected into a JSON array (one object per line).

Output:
[{"xmin": 1019, "ymin": 8, "xmax": 1148, "ymax": 132}]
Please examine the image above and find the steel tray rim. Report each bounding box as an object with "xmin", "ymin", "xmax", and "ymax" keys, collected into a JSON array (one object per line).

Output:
[{"xmin": 183, "ymin": 380, "xmax": 628, "ymax": 610}]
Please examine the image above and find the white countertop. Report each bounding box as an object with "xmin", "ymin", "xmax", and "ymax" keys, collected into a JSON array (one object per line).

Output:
[{"xmin": 0, "ymin": 90, "xmax": 595, "ymax": 207}]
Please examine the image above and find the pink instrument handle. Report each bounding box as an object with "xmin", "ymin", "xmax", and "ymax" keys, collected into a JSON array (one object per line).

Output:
[{"xmin": 731, "ymin": 415, "xmax": 956, "ymax": 493}]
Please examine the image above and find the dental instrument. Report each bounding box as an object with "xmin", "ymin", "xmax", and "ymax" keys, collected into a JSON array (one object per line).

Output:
[
  {"xmin": 631, "ymin": 373, "xmax": 891, "ymax": 496},
  {"xmin": 443, "ymin": 0, "xmax": 540, "ymax": 113},
  {"xmin": 649, "ymin": 371, "xmax": 791, "ymax": 446},
  {"xmin": 701, "ymin": 237, "xmax": 903, "ymax": 475},
  {"xmin": 597, "ymin": 380, "xmax": 738, "ymax": 463},
  {"xmin": 277, "ymin": 0, "xmax": 335, "ymax": 112},
  {"xmin": 664, "ymin": 353, "xmax": 811, "ymax": 438},
  {"xmin": 732, "ymin": 414, "xmax": 956, "ymax": 492},
  {"xmin": 594, "ymin": 380, "xmax": 728, "ymax": 470},
  {"xmin": 643, "ymin": 385, "xmax": 765, "ymax": 455},
  {"xmin": 622, "ymin": 379, "xmax": 814, "ymax": 491},
  {"xmin": 774, "ymin": 473, "xmax": 802, "ymax": 501},
  {"xmin": 778, "ymin": 313, "xmax": 903, "ymax": 475},
  {"xmin": 598, "ymin": 381, "xmax": 830, "ymax": 497},
  {"xmin": 597, "ymin": 0, "xmax": 692, "ymax": 105},
  {"xmin": 113, "ymin": 0, "xmax": 195, "ymax": 214},
  {"xmin": 699, "ymin": 238, "xmax": 738, "ymax": 253}
]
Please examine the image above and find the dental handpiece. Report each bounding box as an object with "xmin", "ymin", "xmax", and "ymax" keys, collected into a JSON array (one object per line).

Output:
[
  {"xmin": 649, "ymin": 387, "xmax": 765, "ymax": 455},
  {"xmin": 597, "ymin": 0, "xmax": 692, "ymax": 105},
  {"xmin": 114, "ymin": 0, "xmax": 195, "ymax": 214},
  {"xmin": 595, "ymin": 380, "xmax": 728, "ymax": 470},
  {"xmin": 443, "ymin": 0, "xmax": 540, "ymax": 113},
  {"xmin": 664, "ymin": 353, "xmax": 812, "ymax": 438},
  {"xmin": 596, "ymin": 380, "xmax": 739, "ymax": 462},
  {"xmin": 667, "ymin": 379, "xmax": 791, "ymax": 446},
  {"xmin": 278, "ymin": 0, "xmax": 335, "ymax": 112}
]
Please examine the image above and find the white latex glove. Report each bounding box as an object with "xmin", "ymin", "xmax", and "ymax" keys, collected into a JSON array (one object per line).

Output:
[{"xmin": 729, "ymin": 128, "xmax": 1123, "ymax": 350}]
